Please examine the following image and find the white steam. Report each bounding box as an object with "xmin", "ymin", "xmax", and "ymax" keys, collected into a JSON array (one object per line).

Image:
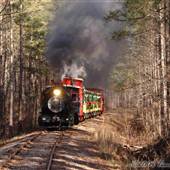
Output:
[{"xmin": 61, "ymin": 63, "xmax": 87, "ymax": 80}]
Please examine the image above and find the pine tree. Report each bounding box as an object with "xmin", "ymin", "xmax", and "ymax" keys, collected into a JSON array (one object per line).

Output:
[{"xmin": 107, "ymin": 0, "xmax": 170, "ymax": 137}]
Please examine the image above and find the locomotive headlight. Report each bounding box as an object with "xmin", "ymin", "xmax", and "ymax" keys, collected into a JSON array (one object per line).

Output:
[
  {"xmin": 53, "ymin": 89, "xmax": 61, "ymax": 96},
  {"xmin": 42, "ymin": 117, "xmax": 46, "ymax": 121}
]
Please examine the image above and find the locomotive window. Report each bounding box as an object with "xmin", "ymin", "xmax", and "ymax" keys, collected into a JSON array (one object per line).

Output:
[{"xmin": 72, "ymin": 94, "xmax": 77, "ymax": 102}]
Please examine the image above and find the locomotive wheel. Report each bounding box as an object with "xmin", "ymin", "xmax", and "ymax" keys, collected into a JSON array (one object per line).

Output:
[
  {"xmin": 99, "ymin": 112, "xmax": 102, "ymax": 116},
  {"xmin": 69, "ymin": 114, "xmax": 74, "ymax": 127}
]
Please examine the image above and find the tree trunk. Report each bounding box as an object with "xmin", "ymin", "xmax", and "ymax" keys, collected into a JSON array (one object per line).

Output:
[
  {"xmin": 159, "ymin": 0, "xmax": 168, "ymax": 136},
  {"xmin": 9, "ymin": 0, "xmax": 14, "ymax": 127},
  {"xmin": 19, "ymin": 0, "xmax": 23, "ymax": 122}
]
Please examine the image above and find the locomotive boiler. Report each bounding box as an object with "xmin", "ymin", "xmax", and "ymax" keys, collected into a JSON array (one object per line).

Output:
[{"xmin": 38, "ymin": 77, "xmax": 104, "ymax": 129}]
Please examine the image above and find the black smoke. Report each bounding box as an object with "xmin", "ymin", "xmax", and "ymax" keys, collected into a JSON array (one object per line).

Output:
[{"xmin": 46, "ymin": 0, "xmax": 126, "ymax": 88}]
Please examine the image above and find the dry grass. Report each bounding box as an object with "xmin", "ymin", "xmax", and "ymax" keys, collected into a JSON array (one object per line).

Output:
[
  {"xmin": 95, "ymin": 124, "xmax": 114, "ymax": 159},
  {"xmin": 94, "ymin": 109, "xmax": 167, "ymax": 169},
  {"xmin": 95, "ymin": 124, "xmax": 128, "ymax": 169},
  {"xmin": 94, "ymin": 111, "xmax": 130, "ymax": 169}
]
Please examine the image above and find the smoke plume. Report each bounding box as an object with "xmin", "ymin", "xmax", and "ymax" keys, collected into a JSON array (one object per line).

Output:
[{"xmin": 46, "ymin": 0, "xmax": 125, "ymax": 88}]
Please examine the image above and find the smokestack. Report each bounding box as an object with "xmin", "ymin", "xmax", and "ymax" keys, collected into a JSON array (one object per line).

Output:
[{"xmin": 46, "ymin": 0, "xmax": 126, "ymax": 88}]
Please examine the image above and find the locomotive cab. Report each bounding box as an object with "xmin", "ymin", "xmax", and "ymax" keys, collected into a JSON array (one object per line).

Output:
[{"xmin": 64, "ymin": 86, "xmax": 81, "ymax": 124}]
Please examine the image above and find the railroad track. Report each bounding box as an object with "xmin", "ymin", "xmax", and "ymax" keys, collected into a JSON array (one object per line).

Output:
[
  {"xmin": 0, "ymin": 130, "xmax": 65, "ymax": 170},
  {"xmin": 46, "ymin": 131, "xmax": 64, "ymax": 170},
  {"xmin": 0, "ymin": 131, "xmax": 44, "ymax": 169}
]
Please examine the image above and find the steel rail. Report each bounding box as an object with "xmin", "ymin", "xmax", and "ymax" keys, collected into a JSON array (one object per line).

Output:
[{"xmin": 46, "ymin": 131, "xmax": 64, "ymax": 170}]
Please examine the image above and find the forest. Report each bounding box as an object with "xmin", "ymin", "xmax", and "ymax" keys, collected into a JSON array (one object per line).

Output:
[
  {"xmin": 107, "ymin": 0, "xmax": 170, "ymax": 138},
  {"xmin": 0, "ymin": 0, "xmax": 57, "ymax": 136},
  {"xmin": 0, "ymin": 0, "xmax": 169, "ymax": 168}
]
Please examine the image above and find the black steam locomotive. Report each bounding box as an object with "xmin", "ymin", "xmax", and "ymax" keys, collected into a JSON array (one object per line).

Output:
[{"xmin": 38, "ymin": 85, "xmax": 78, "ymax": 128}]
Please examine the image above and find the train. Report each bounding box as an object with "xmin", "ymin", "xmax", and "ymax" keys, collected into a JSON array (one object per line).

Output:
[{"xmin": 38, "ymin": 77, "xmax": 104, "ymax": 129}]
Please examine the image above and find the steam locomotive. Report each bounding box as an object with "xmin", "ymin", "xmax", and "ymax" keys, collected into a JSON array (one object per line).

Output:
[{"xmin": 38, "ymin": 77, "xmax": 104, "ymax": 129}]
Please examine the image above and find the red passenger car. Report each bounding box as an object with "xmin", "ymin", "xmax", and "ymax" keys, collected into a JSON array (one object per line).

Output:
[{"xmin": 62, "ymin": 77, "xmax": 104, "ymax": 122}]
